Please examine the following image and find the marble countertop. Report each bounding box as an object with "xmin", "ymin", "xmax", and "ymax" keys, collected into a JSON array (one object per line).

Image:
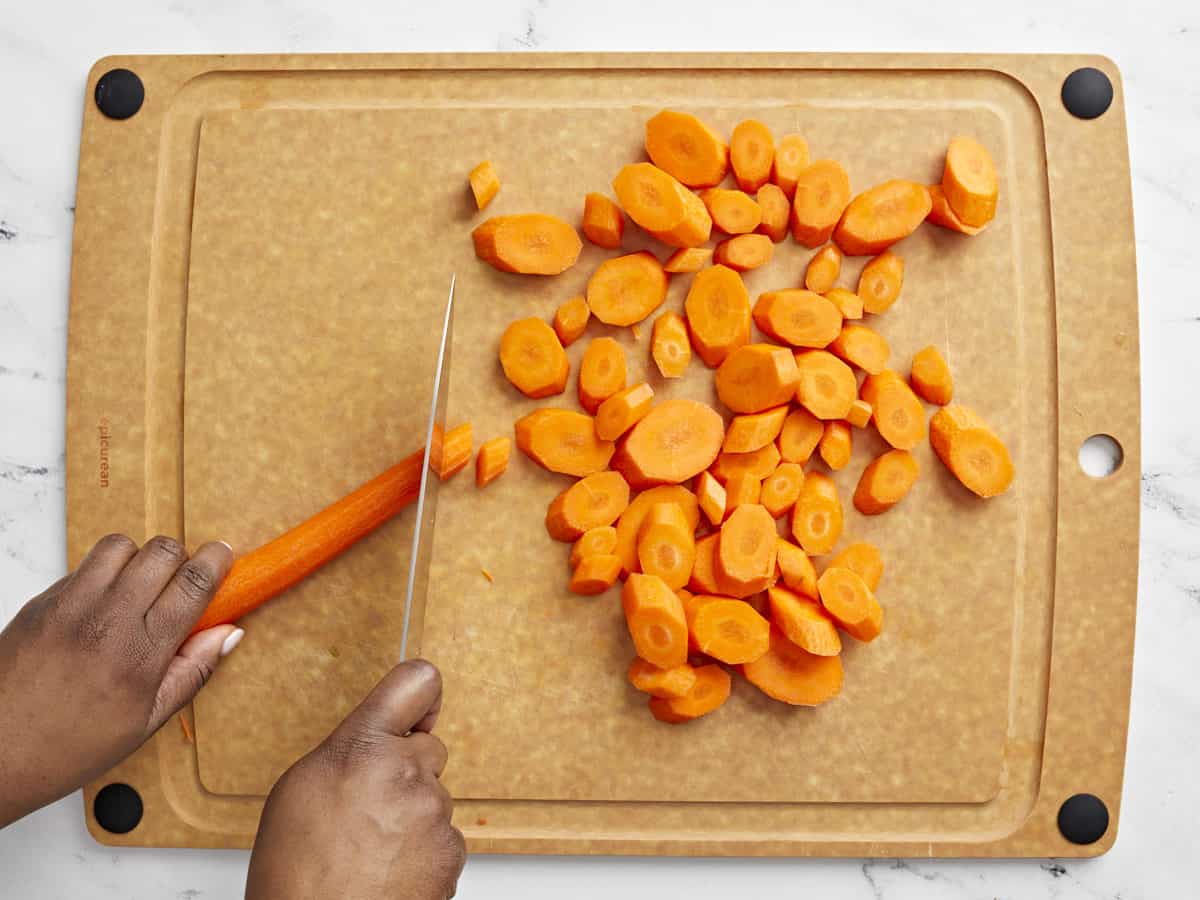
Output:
[{"xmin": 2, "ymin": 1, "xmax": 1197, "ymax": 897}]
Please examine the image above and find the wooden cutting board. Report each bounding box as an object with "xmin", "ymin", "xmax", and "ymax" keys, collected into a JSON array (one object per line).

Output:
[{"xmin": 65, "ymin": 52, "xmax": 1139, "ymax": 856}]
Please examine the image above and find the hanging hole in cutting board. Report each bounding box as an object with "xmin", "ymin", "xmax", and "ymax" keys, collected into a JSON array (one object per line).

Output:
[
  {"xmin": 93, "ymin": 782, "xmax": 143, "ymax": 834},
  {"xmin": 1078, "ymin": 434, "xmax": 1123, "ymax": 478}
]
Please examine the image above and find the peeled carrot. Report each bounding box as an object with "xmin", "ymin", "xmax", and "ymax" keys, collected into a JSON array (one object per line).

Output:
[
  {"xmin": 861, "ymin": 370, "xmax": 926, "ymax": 450},
  {"xmin": 701, "ymin": 188, "xmax": 762, "ymax": 235},
  {"xmin": 755, "ymin": 184, "xmax": 790, "ymax": 243},
  {"xmin": 829, "ymin": 323, "xmax": 890, "ymax": 374},
  {"xmin": 612, "ymin": 162, "xmax": 712, "ymax": 248},
  {"xmin": 752, "ymin": 289, "xmax": 843, "ymax": 348},
  {"xmin": 927, "ymin": 183, "xmax": 986, "ymax": 235},
  {"xmin": 742, "ymin": 628, "xmax": 843, "ymax": 706},
  {"xmin": 663, "ymin": 247, "xmax": 712, "ymax": 273},
  {"xmin": 771, "ymin": 134, "xmax": 811, "ymax": 198},
  {"xmin": 817, "ymin": 566, "xmax": 882, "ymax": 642},
  {"xmin": 723, "ymin": 473, "xmax": 761, "ymax": 515},
  {"xmin": 794, "ymin": 350, "xmax": 857, "ymax": 420},
  {"xmin": 910, "ymin": 345, "xmax": 954, "ymax": 405},
  {"xmin": 804, "ymin": 245, "xmax": 842, "ymax": 293},
  {"xmin": 716, "ymin": 504, "xmax": 778, "ymax": 597},
  {"xmin": 834, "ymin": 180, "xmax": 931, "ymax": 256},
  {"xmin": 767, "ymin": 586, "xmax": 842, "ymax": 656},
  {"xmin": 472, "ymin": 213, "xmax": 582, "ymax": 275},
  {"xmin": 545, "ymin": 470, "xmax": 631, "ymax": 541},
  {"xmin": 777, "ymin": 407, "xmax": 823, "ymax": 464},
  {"xmin": 515, "ymin": 408, "xmax": 615, "ymax": 476},
  {"xmin": 499, "ymin": 317, "xmax": 569, "ymax": 398},
  {"xmin": 683, "ymin": 264, "xmax": 752, "ymax": 367},
  {"xmin": 552, "ymin": 295, "xmax": 590, "ymax": 347},
  {"xmin": 730, "ymin": 119, "xmax": 775, "ymax": 193},
  {"xmin": 468, "ymin": 160, "xmax": 500, "ymax": 211},
  {"xmin": 622, "ymin": 573, "xmax": 689, "ymax": 669},
  {"xmin": 475, "ymin": 436, "xmax": 511, "ymax": 488},
  {"xmin": 596, "ymin": 382, "xmax": 654, "ymax": 441},
  {"xmin": 790, "ymin": 471, "xmax": 842, "ymax": 556},
  {"xmin": 791, "ymin": 160, "xmax": 851, "ymax": 247},
  {"xmin": 578, "ymin": 337, "xmax": 627, "ymax": 414},
  {"xmin": 569, "ymin": 555, "xmax": 622, "ymax": 595},
  {"xmin": 760, "ymin": 462, "xmax": 804, "ymax": 519},
  {"xmin": 586, "ymin": 251, "xmax": 669, "ymax": 326},
  {"xmin": 611, "ymin": 398, "xmax": 725, "ymax": 489},
  {"xmin": 715, "ymin": 344, "xmax": 799, "ymax": 414},
  {"xmin": 854, "ymin": 449, "xmax": 919, "ymax": 515},
  {"xmin": 857, "ymin": 250, "xmax": 905, "ymax": 314},
  {"xmin": 627, "ymin": 658, "xmax": 697, "ymax": 699},
  {"xmin": 650, "ymin": 311, "xmax": 691, "ymax": 378},
  {"xmin": 846, "ymin": 399, "xmax": 873, "ymax": 429},
  {"xmin": 644, "ymin": 110, "xmax": 729, "ymax": 189},
  {"xmin": 723, "ymin": 406, "xmax": 789, "ymax": 453},
  {"xmin": 818, "ymin": 421, "xmax": 852, "ymax": 471},
  {"xmin": 190, "ymin": 449, "xmax": 425, "ymax": 634},
  {"xmin": 431, "ymin": 423, "xmax": 472, "ymax": 480},
  {"xmin": 582, "ymin": 192, "xmax": 625, "ymax": 249},
  {"xmin": 690, "ymin": 598, "xmax": 770, "ymax": 664},
  {"xmin": 614, "ymin": 485, "xmax": 700, "ymax": 576},
  {"xmin": 828, "ymin": 542, "xmax": 883, "ymax": 592},
  {"xmin": 713, "ymin": 234, "xmax": 774, "ymax": 272},
  {"xmin": 775, "ymin": 538, "xmax": 818, "ymax": 598},
  {"xmin": 824, "ymin": 287, "xmax": 863, "ymax": 320},
  {"xmin": 695, "ymin": 471, "xmax": 727, "ymax": 527},
  {"xmin": 942, "ymin": 136, "xmax": 998, "ymax": 228},
  {"xmin": 570, "ymin": 525, "xmax": 618, "ymax": 569},
  {"xmin": 929, "ymin": 405, "xmax": 1014, "ymax": 498},
  {"xmin": 688, "ymin": 533, "xmax": 722, "ymax": 594},
  {"xmin": 648, "ymin": 664, "xmax": 731, "ymax": 723},
  {"xmin": 637, "ymin": 502, "xmax": 697, "ymax": 590},
  {"xmin": 710, "ymin": 442, "xmax": 781, "ymax": 484}
]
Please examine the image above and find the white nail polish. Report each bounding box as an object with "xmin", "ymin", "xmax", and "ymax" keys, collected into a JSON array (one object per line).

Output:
[
  {"xmin": 220, "ymin": 628, "xmax": 245, "ymax": 657},
  {"xmin": 217, "ymin": 540, "xmax": 234, "ymax": 553}
]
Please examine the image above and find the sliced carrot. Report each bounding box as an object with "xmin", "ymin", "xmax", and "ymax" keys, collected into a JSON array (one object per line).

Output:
[
  {"xmin": 804, "ymin": 245, "xmax": 842, "ymax": 293},
  {"xmin": 834, "ymin": 180, "xmax": 931, "ymax": 256},
  {"xmin": 472, "ymin": 214, "xmax": 582, "ymax": 275},
  {"xmin": 622, "ymin": 573, "xmax": 689, "ymax": 669},
  {"xmin": 475, "ymin": 436, "xmax": 511, "ymax": 488},
  {"xmin": 695, "ymin": 471, "xmax": 727, "ymax": 527},
  {"xmin": 468, "ymin": 160, "xmax": 500, "ymax": 211},
  {"xmin": 730, "ymin": 119, "xmax": 775, "ymax": 193},
  {"xmin": 794, "ymin": 350, "xmax": 857, "ymax": 420},
  {"xmin": 827, "ymin": 542, "xmax": 883, "ymax": 592},
  {"xmin": 829, "ymin": 323, "xmax": 890, "ymax": 374},
  {"xmin": 854, "ymin": 449, "xmax": 919, "ymax": 515},
  {"xmin": 701, "ymin": 188, "xmax": 762, "ymax": 235},
  {"xmin": 663, "ymin": 247, "xmax": 712, "ymax": 274},
  {"xmin": 861, "ymin": 370, "xmax": 926, "ymax": 450},
  {"xmin": 582, "ymin": 192, "xmax": 624, "ymax": 249},
  {"xmin": 710, "ymin": 442, "xmax": 781, "ymax": 484},
  {"xmin": 767, "ymin": 585, "xmax": 842, "ymax": 656},
  {"xmin": 586, "ymin": 251, "xmax": 669, "ymax": 327},
  {"xmin": 545, "ymin": 470, "xmax": 631, "ymax": 542},
  {"xmin": 637, "ymin": 502, "xmax": 697, "ymax": 590},
  {"xmin": 570, "ymin": 525, "xmax": 618, "ymax": 570},
  {"xmin": 723, "ymin": 473, "xmax": 761, "ymax": 515},
  {"xmin": 683, "ymin": 264, "xmax": 752, "ymax": 368},
  {"xmin": 775, "ymin": 538, "xmax": 818, "ymax": 598},
  {"xmin": 791, "ymin": 160, "xmax": 851, "ymax": 247},
  {"xmin": 777, "ymin": 407, "xmax": 823, "ymax": 464},
  {"xmin": 499, "ymin": 317, "xmax": 569, "ymax": 398},
  {"xmin": 752, "ymin": 289, "xmax": 843, "ymax": 348},
  {"xmin": 648, "ymin": 664, "xmax": 731, "ymax": 723},
  {"xmin": 929, "ymin": 405, "xmax": 1014, "ymax": 498},
  {"xmin": 645, "ymin": 110, "xmax": 729, "ymax": 189},
  {"xmin": 755, "ymin": 183, "xmax": 790, "ymax": 243},
  {"xmin": 596, "ymin": 382, "xmax": 654, "ymax": 441},
  {"xmin": 771, "ymin": 134, "xmax": 811, "ymax": 198},
  {"xmin": 611, "ymin": 398, "xmax": 725, "ymax": 490},
  {"xmin": 690, "ymin": 598, "xmax": 770, "ymax": 664},
  {"xmin": 942, "ymin": 136, "xmax": 998, "ymax": 227},
  {"xmin": 741, "ymin": 628, "xmax": 844, "ymax": 706},
  {"xmin": 857, "ymin": 250, "xmax": 905, "ymax": 314},
  {"xmin": 688, "ymin": 533, "xmax": 722, "ymax": 594},
  {"xmin": 514, "ymin": 408, "xmax": 615, "ymax": 476},
  {"xmin": 715, "ymin": 504, "xmax": 778, "ymax": 597},
  {"xmin": 578, "ymin": 336, "xmax": 627, "ymax": 414},
  {"xmin": 715, "ymin": 344, "xmax": 800, "ymax": 414},
  {"xmin": 817, "ymin": 567, "xmax": 883, "ymax": 642},
  {"xmin": 627, "ymin": 658, "xmax": 698, "ymax": 699},
  {"xmin": 824, "ymin": 287, "xmax": 863, "ymax": 320},
  {"xmin": 790, "ymin": 471, "xmax": 842, "ymax": 556},
  {"xmin": 818, "ymin": 421, "xmax": 852, "ymax": 471},
  {"xmin": 649, "ymin": 311, "xmax": 691, "ymax": 379},
  {"xmin": 615, "ymin": 485, "xmax": 700, "ymax": 575},
  {"xmin": 569, "ymin": 554, "xmax": 622, "ymax": 595},
  {"xmin": 846, "ymin": 399, "xmax": 873, "ymax": 429},
  {"xmin": 713, "ymin": 234, "xmax": 774, "ymax": 272},
  {"xmin": 612, "ymin": 162, "xmax": 712, "ymax": 248},
  {"xmin": 552, "ymin": 295, "xmax": 590, "ymax": 347},
  {"xmin": 927, "ymin": 183, "xmax": 986, "ymax": 235},
  {"xmin": 432, "ymin": 423, "xmax": 472, "ymax": 480},
  {"xmin": 910, "ymin": 345, "xmax": 954, "ymax": 406},
  {"xmin": 760, "ymin": 462, "xmax": 804, "ymax": 519},
  {"xmin": 723, "ymin": 406, "xmax": 788, "ymax": 453}
]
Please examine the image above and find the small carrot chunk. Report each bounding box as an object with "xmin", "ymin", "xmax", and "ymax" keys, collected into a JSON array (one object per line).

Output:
[
  {"xmin": 578, "ymin": 336, "xmax": 627, "ymax": 414},
  {"xmin": 684, "ymin": 265, "xmax": 752, "ymax": 367},
  {"xmin": 861, "ymin": 370, "xmax": 926, "ymax": 450},
  {"xmin": 611, "ymin": 399, "xmax": 725, "ymax": 490},
  {"xmin": 942, "ymin": 136, "xmax": 999, "ymax": 228},
  {"xmin": 854, "ymin": 449, "xmax": 919, "ymax": 515},
  {"xmin": 723, "ymin": 406, "xmax": 789, "ymax": 453},
  {"xmin": 688, "ymin": 533, "xmax": 721, "ymax": 594},
  {"xmin": 432, "ymin": 423, "xmax": 472, "ymax": 480},
  {"xmin": 713, "ymin": 234, "xmax": 774, "ymax": 272},
  {"xmin": 827, "ymin": 542, "xmax": 883, "ymax": 592},
  {"xmin": 691, "ymin": 598, "xmax": 770, "ymax": 664},
  {"xmin": 570, "ymin": 525, "xmax": 618, "ymax": 569},
  {"xmin": 475, "ymin": 436, "xmax": 511, "ymax": 488},
  {"xmin": 804, "ymin": 245, "xmax": 842, "ymax": 293},
  {"xmin": 777, "ymin": 407, "xmax": 824, "ymax": 464},
  {"xmin": 723, "ymin": 473, "xmax": 761, "ymax": 515},
  {"xmin": 760, "ymin": 462, "xmax": 804, "ymax": 519},
  {"xmin": 648, "ymin": 664, "xmax": 731, "ymax": 723},
  {"xmin": 775, "ymin": 538, "xmax": 818, "ymax": 598},
  {"xmin": 755, "ymin": 184, "xmax": 790, "ymax": 243},
  {"xmin": 481, "ymin": 568, "xmax": 494, "ymax": 583},
  {"xmin": 569, "ymin": 554, "xmax": 622, "ymax": 595},
  {"xmin": 622, "ymin": 573, "xmax": 689, "ymax": 669},
  {"xmin": 710, "ymin": 442, "xmax": 781, "ymax": 484},
  {"xmin": 791, "ymin": 160, "xmax": 851, "ymax": 247},
  {"xmin": 846, "ymin": 399, "xmax": 873, "ymax": 429},
  {"xmin": 637, "ymin": 502, "xmax": 697, "ymax": 590},
  {"xmin": 834, "ymin": 180, "xmax": 931, "ymax": 256},
  {"xmin": 695, "ymin": 471, "xmax": 727, "ymax": 527},
  {"xmin": 615, "ymin": 485, "xmax": 700, "ymax": 576},
  {"xmin": 596, "ymin": 382, "xmax": 654, "ymax": 441},
  {"xmin": 742, "ymin": 628, "xmax": 843, "ymax": 706},
  {"xmin": 910, "ymin": 345, "xmax": 954, "ymax": 405},
  {"xmin": 790, "ymin": 471, "xmax": 842, "ymax": 556},
  {"xmin": 753, "ymin": 289, "xmax": 843, "ymax": 348},
  {"xmin": 716, "ymin": 504, "xmax": 778, "ymax": 597},
  {"xmin": 500, "ymin": 317, "xmax": 569, "ymax": 398},
  {"xmin": 545, "ymin": 470, "xmax": 631, "ymax": 542},
  {"xmin": 771, "ymin": 134, "xmax": 811, "ymax": 198},
  {"xmin": 829, "ymin": 323, "xmax": 890, "ymax": 375},
  {"xmin": 472, "ymin": 214, "xmax": 581, "ymax": 275},
  {"xmin": 645, "ymin": 110, "xmax": 729, "ymax": 189},
  {"xmin": 930, "ymin": 405, "xmax": 1014, "ymax": 498},
  {"xmin": 715, "ymin": 344, "xmax": 799, "ymax": 414},
  {"xmin": 515, "ymin": 408, "xmax": 614, "ymax": 476},
  {"xmin": 927, "ymin": 183, "xmax": 986, "ymax": 235},
  {"xmin": 612, "ymin": 162, "xmax": 712, "ymax": 248},
  {"xmin": 730, "ymin": 119, "xmax": 775, "ymax": 193},
  {"xmin": 768, "ymin": 586, "xmax": 842, "ymax": 656},
  {"xmin": 794, "ymin": 350, "xmax": 857, "ymax": 420},
  {"xmin": 628, "ymin": 658, "xmax": 698, "ymax": 699},
  {"xmin": 552, "ymin": 295, "xmax": 590, "ymax": 347},
  {"xmin": 663, "ymin": 247, "xmax": 712, "ymax": 273},
  {"xmin": 817, "ymin": 567, "xmax": 883, "ymax": 642},
  {"xmin": 701, "ymin": 188, "xmax": 762, "ymax": 235},
  {"xmin": 818, "ymin": 421, "xmax": 852, "ymax": 471},
  {"xmin": 586, "ymin": 251, "xmax": 669, "ymax": 327},
  {"xmin": 857, "ymin": 251, "xmax": 905, "ymax": 314},
  {"xmin": 582, "ymin": 192, "xmax": 624, "ymax": 249},
  {"xmin": 468, "ymin": 160, "xmax": 500, "ymax": 210},
  {"xmin": 824, "ymin": 287, "xmax": 863, "ymax": 320},
  {"xmin": 651, "ymin": 311, "xmax": 691, "ymax": 378}
]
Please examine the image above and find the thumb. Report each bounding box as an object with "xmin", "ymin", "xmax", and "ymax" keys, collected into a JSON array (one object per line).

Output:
[
  {"xmin": 331, "ymin": 659, "xmax": 444, "ymax": 744},
  {"xmin": 146, "ymin": 625, "xmax": 244, "ymax": 734}
]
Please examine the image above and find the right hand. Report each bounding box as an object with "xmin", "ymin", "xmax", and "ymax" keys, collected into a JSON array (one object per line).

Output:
[{"xmin": 245, "ymin": 660, "xmax": 465, "ymax": 900}]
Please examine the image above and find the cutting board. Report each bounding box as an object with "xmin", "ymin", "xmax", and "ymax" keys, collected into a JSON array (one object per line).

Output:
[{"xmin": 65, "ymin": 53, "xmax": 1139, "ymax": 856}]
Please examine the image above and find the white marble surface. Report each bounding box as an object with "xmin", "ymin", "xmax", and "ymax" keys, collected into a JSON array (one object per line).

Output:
[{"xmin": 1, "ymin": 1, "xmax": 1197, "ymax": 897}]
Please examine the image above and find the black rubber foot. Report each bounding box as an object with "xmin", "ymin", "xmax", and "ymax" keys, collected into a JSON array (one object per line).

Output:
[
  {"xmin": 1057, "ymin": 793, "xmax": 1109, "ymax": 845},
  {"xmin": 1061, "ymin": 67, "xmax": 1113, "ymax": 120},
  {"xmin": 94, "ymin": 68, "xmax": 145, "ymax": 120},
  {"xmin": 94, "ymin": 782, "xmax": 143, "ymax": 834}
]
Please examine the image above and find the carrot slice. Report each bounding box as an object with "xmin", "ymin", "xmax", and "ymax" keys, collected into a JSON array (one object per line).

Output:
[
  {"xmin": 741, "ymin": 628, "xmax": 843, "ymax": 706},
  {"xmin": 615, "ymin": 485, "xmax": 700, "ymax": 576},
  {"xmin": 648, "ymin": 664, "xmax": 731, "ymax": 723},
  {"xmin": 545, "ymin": 470, "xmax": 631, "ymax": 541},
  {"xmin": 834, "ymin": 180, "xmax": 931, "ymax": 256},
  {"xmin": 695, "ymin": 471, "xmax": 727, "ymax": 527},
  {"xmin": 688, "ymin": 533, "xmax": 722, "ymax": 594},
  {"xmin": 775, "ymin": 538, "xmax": 818, "ymax": 598},
  {"xmin": 771, "ymin": 134, "xmax": 811, "ymax": 198},
  {"xmin": 715, "ymin": 504, "xmax": 778, "ymax": 597},
  {"xmin": 623, "ymin": 573, "xmax": 689, "ymax": 669},
  {"xmin": 723, "ymin": 473, "xmax": 761, "ymax": 516},
  {"xmin": 612, "ymin": 162, "xmax": 712, "ymax": 248},
  {"xmin": 663, "ymin": 247, "xmax": 712, "ymax": 274},
  {"xmin": 650, "ymin": 311, "xmax": 691, "ymax": 378},
  {"xmin": 691, "ymin": 598, "xmax": 770, "ymax": 664},
  {"xmin": 760, "ymin": 462, "xmax": 804, "ymax": 519},
  {"xmin": 942, "ymin": 136, "xmax": 998, "ymax": 227},
  {"xmin": 582, "ymin": 192, "xmax": 624, "ymax": 249},
  {"xmin": 857, "ymin": 251, "xmax": 905, "ymax": 314},
  {"xmin": 767, "ymin": 585, "xmax": 842, "ymax": 656},
  {"xmin": 701, "ymin": 188, "xmax": 762, "ymax": 235},
  {"xmin": 777, "ymin": 407, "xmax": 823, "ymax": 464},
  {"xmin": 910, "ymin": 345, "xmax": 954, "ymax": 405},
  {"xmin": 861, "ymin": 370, "xmax": 926, "ymax": 450},
  {"xmin": 817, "ymin": 566, "xmax": 883, "ymax": 642},
  {"xmin": 753, "ymin": 289, "xmax": 843, "ymax": 348},
  {"xmin": 552, "ymin": 295, "xmax": 590, "ymax": 347},
  {"xmin": 569, "ymin": 554, "xmax": 622, "ymax": 595},
  {"xmin": 818, "ymin": 421, "xmax": 852, "ymax": 471},
  {"xmin": 430, "ymin": 423, "xmax": 472, "ymax": 481},
  {"xmin": 570, "ymin": 525, "xmax": 618, "ymax": 569},
  {"xmin": 929, "ymin": 405, "xmax": 1014, "ymax": 498},
  {"xmin": 829, "ymin": 323, "xmax": 890, "ymax": 374},
  {"xmin": 469, "ymin": 160, "xmax": 500, "ymax": 211},
  {"xmin": 715, "ymin": 344, "xmax": 800, "ymax": 414},
  {"xmin": 710, "ymin": 442, "xmax": 781, "ymax": 484},
  {"xmin": 586, "ymin": 251, "xmax": 669, "ymax": 327},
  {"xmin": 823, "ymin": 287, "xmax": 863, "ymax": 320},
  {"xmin": 804, "ymin": 245, "xmax": 842, "ymax": 293},
  {"xmin": 730, "ymin": 119, "xmax": 775, "ymax": 193},
  {"xmin": 927, "ymin": 183, "xmax": 986, "ymax": 235},
  {"xmin": 627, "ymin": 658, "xmax": 698, "ymax": 699},
  {"xmin": 611, "ymin": 398, "xmax": 725, "ymax": 490},
  {"xmin": 596, "ymin": 382, "xmax": 654, "ymax": 441},
  {"xmin": 713, "ymin": 234, "xmax": 774, "ymax": 272},
  {"xmin": 794, "ymin": 350, "xmax": 857, "ymax": 420},
  {"xmin": 514, "ymin": 408, "xmax": 614, "ymax": 476},
  {"xmin": 790, "ymin": 471, "xmax": 842, "ymax": 556},
  {"xmin": 827, "ymin": 542, "xmax": 883, "ymax": 592},
  {"xmin": 854, "ymin": 449, "xmax": 919, "ymax": 515},
  {"xmin": 644, "ymin": 110, "xmax": 729, "ymax": 189},
  {"xmin": 637, "ymin": 502, "xmax": 697, "ymax": 590},
  {"xmin": 578, "ymin": 337, "xmax": 627, "ymax": 414},
  {"xmin": 472, "ymin": 214, "xmax": 582, "ymax": 275},
  {"xmin": 475, "ymin": 436, "xmax": 511, "ymax": 488},
  {"xmin": 846, "ymin": 399, "xmax": 873, "ymax": 429},
  {"xmin": 683, "ymin": 265, "xmax": 752, "ymax": 367},
  {"xmin": 723, "ymin": 406, "xmax": 789, "ymax": 453},
  {"xmin": 499, "ymin": 317, "xmax": 569, "ymax": 398},
  {"xmin": 755, "ymin": 184, "xmax": 790, "ymax": 242},
  {"xmin": 791, "ymin": 160, "xmax": 851, "ymax": 247}
]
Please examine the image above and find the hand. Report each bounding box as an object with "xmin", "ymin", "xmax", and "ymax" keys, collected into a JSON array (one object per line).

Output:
[
  {"xmin": 0, "ymin": 534, "xmax": 241, "ymax": 827},
  {"xmin": 246, "ymin": 660, "xmax": 465, "ymax": 900}
]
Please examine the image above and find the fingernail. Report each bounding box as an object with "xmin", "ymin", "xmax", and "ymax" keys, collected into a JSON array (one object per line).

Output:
[
  {"xmin": 220, "ymin": 628, "xmax": 245, "ymax": 657},
  {"xmin": 217, "ymin": 540, "xmax": 234, "ymax": 553}
]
